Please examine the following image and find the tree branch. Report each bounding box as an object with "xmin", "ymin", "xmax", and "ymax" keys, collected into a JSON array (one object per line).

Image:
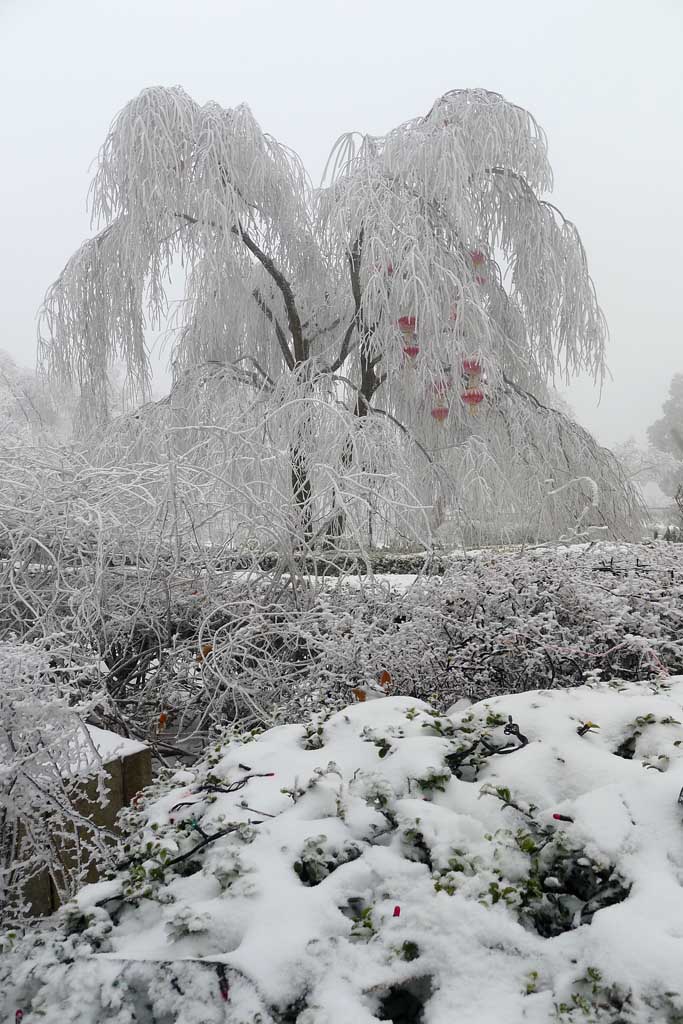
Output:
[
  {"xmin": 331, "ymin": 373, "xmax": 434, "ymax": 466},
  {"xmin": 251, "ymin": 288, "xmax": 294, "ymax": 371},
  {"xmin": 236, "ymin": 223, "xmax": 307, "ymax": 364},
  {"xmin": 328, "ymin": 233, "xmax": 364, "ymax": 374},
  {"xmin": 174, "ymin": 212, "xmax": 305, "ymax": 366}
]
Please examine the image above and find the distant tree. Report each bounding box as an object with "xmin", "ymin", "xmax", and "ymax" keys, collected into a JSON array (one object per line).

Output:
[
  {"xmin": 37, "ymin": 87, "xmax": 641, "ymax": 547},
  {"xmin": 613, "ymin": 437, "xmax": 676, "ymax": 489},
  {"xmin": 648, "ymin": 374, "xmax": 683, "ymax": 454},
  {"xmin": 647, "ymin": 373, "xmax": 683, "ymax": 498},
  {"xmin": 0, "ymin": 351, "xmax": 50, "ymax": 437}
]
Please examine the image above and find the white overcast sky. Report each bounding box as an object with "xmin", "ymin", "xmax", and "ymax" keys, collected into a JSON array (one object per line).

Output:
[{"xmin": 1, "ymin": 0, "xmax": 682, "ymax": 447}]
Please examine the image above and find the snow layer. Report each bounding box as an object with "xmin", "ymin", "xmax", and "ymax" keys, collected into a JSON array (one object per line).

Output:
[
  {"xmin": 3, "ymin": 681, "xmax": 683, "ymax": 1022},
  {"xmin": 87, "ymin": 725, "xmax": 148, "ymax": 764}
]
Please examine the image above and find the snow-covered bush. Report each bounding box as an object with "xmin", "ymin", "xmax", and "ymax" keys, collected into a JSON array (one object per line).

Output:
[
  {"xmin": 2, "ymin": 447, "xmax": 682, "ymax": 748},
  {"xmin": 229, "ymin": 541, "xmax": 683, "ymax": 726},
  {"xmin": 0, "ymin": 640, "xmax": 111, "ymax": 924},
  {"xmin": 3, "ymin": 680, "xmax": 683, "ymax": 1022}
]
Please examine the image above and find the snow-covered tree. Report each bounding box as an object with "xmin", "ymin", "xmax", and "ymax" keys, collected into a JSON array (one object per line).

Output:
[
  {"xmin": 613, "ymin": 436, "xmax": 679, "ymax": 495},
  {"xmin": 647, "ymin": 373, "xmax": 683, "ymax": 498},
  {"xmin": 0, "ymin": 350, "xmax": 60, "ymax": 438},
  {"xmin": 38, "ymin": 87, "xmax": 642, "ymax": 547}
]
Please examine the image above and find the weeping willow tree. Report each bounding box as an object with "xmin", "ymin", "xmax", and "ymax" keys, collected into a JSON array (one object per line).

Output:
[{"xmin": 38, "ymin": 86, "xmax": 643, "ymax": 550}]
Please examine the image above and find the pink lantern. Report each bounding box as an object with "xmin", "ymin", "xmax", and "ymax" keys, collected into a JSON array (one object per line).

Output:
[
  {"xmin": 431, "ymin": 405, "xmax": 449, "ymax": 423},
  {"xmin": 403, "ymin": 344, "xmax": 420, "ymax": 359},
  {"xmin": 462, "ymin": 358, "xmax": 482, "ymax": 376}
]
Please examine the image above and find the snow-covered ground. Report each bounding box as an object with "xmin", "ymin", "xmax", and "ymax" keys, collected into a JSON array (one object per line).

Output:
[{"xmin": 4, "ymin": 679, "xmax": 683, "ymax": 1023}]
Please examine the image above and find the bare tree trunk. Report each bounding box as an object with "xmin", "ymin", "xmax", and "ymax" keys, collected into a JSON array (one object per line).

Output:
[
  {"xmin": 325, "ymin": 350, "xmax": 381, "ymax": 545},
  {"xmin": 290, "ymin": 443, "xmax": 313, "ymax": 545}
]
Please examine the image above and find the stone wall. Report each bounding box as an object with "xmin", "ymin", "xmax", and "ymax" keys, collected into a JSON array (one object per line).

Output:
[{"xmin": 21, "ymin": 734, "xmax": 152, "ymax": 916}]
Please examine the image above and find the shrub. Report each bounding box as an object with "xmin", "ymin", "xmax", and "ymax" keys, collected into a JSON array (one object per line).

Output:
[{"xmin": 0, "ymin": 640, "xmax": 110, "ymax": 924}]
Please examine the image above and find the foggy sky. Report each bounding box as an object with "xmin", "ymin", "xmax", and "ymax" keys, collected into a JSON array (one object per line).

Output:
[{"xmin": 1, "ymin": 0, "xmax": 682, "ymax": 448}]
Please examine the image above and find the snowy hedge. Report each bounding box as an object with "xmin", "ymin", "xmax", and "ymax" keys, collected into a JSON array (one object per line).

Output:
[
  {"xmin": 2, "ymin": 536, "xmax": 683, "ymax": 743},
  {"xmin": 3, "ymin": 680, "xmax": 683, "ymax": 1022},
  {"xmin": 228, "ymin": 542, "xmax": 683, "ymax": 726}
]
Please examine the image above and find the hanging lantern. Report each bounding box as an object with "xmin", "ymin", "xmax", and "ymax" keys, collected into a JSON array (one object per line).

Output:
[
  {"xmin": 397, "ymin": 315, "xmax": 417, "ymax": 334},
  {"xmin": 462, "ymin": 358, "xmax": 483, "ymax": 400},
  {"xmin": 431, "ymin": 405, "xmax": 449, "ymax": 423},
  {"xmin": 469, "ymin": 250, "xmax": 487, "ymax": 285},
  {"xmin": 462, "ymin": 358, "xmax": 481, "ymax": 377},
  {"xmin": 399, "ymin": 315, "xmax": 418, "ymax": 359},
  {"xmin": 462, "ymin": 388, "xmax": 484, "ymax": 415}
]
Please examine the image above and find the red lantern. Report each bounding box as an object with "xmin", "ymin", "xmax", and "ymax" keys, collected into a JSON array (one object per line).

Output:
[
  {"xmin": 462, "ymin": 358, "xmax": 481, "ymax": 376},
  {"xmin": 398, "ymin": 316, "xmax": 417, "ymax": 333},
  {"xmin": 400, "ymin": 315, "xmax": 418, "ymax": 359},
  {"xmin": 469, "ymin": 250, "xmax": 486, "ymax": 285},
  {"xmin": 431, "ymin": 406, "xmax": 449, "ymax": 422},
  {"xmin": 462, "ymin": 388, "xmax": 484, "ymax": 415}
]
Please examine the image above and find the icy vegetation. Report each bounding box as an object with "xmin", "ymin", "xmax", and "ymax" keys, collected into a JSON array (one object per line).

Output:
[
  {"xmin": 3, "ymin": 680, "xmax": 683, "ymax": 1022},
  {"xmin": 2, "ymin": 81, "xmax": 681, "ymax": 1022},
  {"xmin": 2, "ymin": 515, "xmax": 682, "ymax": 744}
]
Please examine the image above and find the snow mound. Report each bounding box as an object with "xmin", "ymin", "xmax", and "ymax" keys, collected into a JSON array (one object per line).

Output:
[{"xmin": 3, "ymin": 680, "xmax": 683, "ymax": 1023}]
